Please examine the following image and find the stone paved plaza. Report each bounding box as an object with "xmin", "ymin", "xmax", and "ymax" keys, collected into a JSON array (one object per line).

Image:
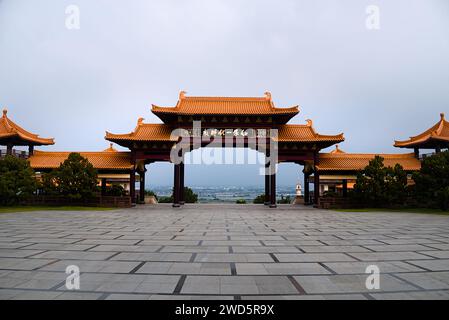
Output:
[{"xmin": 1, "ymin": 204, "xmax": 449, "ymax": 300}]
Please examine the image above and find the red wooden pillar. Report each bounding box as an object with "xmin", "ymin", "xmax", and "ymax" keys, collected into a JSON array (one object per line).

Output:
[
  {"xmin": 101, "ymin": 178, "xmax": 107, "ymax": 196},
  {"xmin": 313, "ymin": 153, "xmax": 320, "ymax": 206},
  {"xmin": 304, "ymin": 172, "xmax": 310, "ymax": 205},
  {"xmin": 179, "ymin": 162, "xmax": 185, "ymax": 205},
  {"xmin": 6, "ymin": 144, "xmax": 13, "ymax": 155},
  {"xmin": 172, "ymin": 163, "xmax": 181, "ymax": 207},
  {"xmin": 269, "ymin": 164, "xmax": 277, "ymax": 208},
  {"xmin": 130, "ymin": 169, "xmax": 136, "ymax": 205},
  {"xmin": 139, "ymin": 169, "xmax": 146, "ymax": 204},
  {"xmin": 342, "ymin": 179, "xmax": 348, "ymax": 198},
  {"xmin": 264, "ymin": 150, "xmax": 270, "ymax": 205}
]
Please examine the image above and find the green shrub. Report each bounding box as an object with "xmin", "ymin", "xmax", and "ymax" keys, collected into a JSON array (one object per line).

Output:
[
  {"xmin": 42, "ymin": 153, "xmax": 98, "ymax": 200},
  {"xmin": 183, "ymin": 187, "xmax": 198, "ymax": 203},
  {"xmin": 236, "ymin": 199, "xmax": 246, "ymax": 204},
  {"xmin": 352, "ymin": 156, "xmax": 408, "ymax": 207},
  {"xmin": 105, "ymin": 184, "xmax": 126, "ymax": 197},
  {"xmin": 0, "ymin": 155, "xmax": 37, "ymax": 205},
  {"xmin": 413, "ymin": 151, "xmax": 449, "ymax": 210},
  {"xmin": 157, "ymin": 187, "xmax": 198, "ymax": 203},
  {"xmin": 253, "ymin": 194, "xmax": 266, "ymax": 204},
  {"xmin": 277, "ymin": 195, "xmax": 292, "ymax": 204},
  {"xmin": 144, "ymin": 190, "xmax": 158, "ymax": 201},
  {"xmin": 158, "ymin": 196, "xmax": 173, "ymax": 203}
]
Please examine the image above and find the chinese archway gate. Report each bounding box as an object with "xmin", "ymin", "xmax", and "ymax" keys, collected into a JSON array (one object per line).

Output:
[{"xmin": 105, "ymin": 92, "xmax": 344, "ymax": 207}]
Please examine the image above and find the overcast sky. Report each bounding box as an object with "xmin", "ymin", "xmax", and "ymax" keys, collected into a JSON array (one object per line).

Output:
[{"xmin": 1, "ymin": 0, "xmax": 448, "ymax": 187}]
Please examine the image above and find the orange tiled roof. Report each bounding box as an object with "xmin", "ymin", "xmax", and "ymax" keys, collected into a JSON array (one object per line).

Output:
[
  {"xmin": 0, "ymin": 109, "xmax": 54, "ymax": 145},
  {"xmin": 316, "ymin": 152, "xmax": 421, "ymax": 172},
  {"xmin": 105, "ymin": 122, "xmax": 175, "ymax": 142},
  {"xmin": 276, "ymin": 121, "xmax": 344, "ymax": 142},
  {"xmin": 29, "ymin": 150, "xmax": 133, "ymax": 170},
  {"xmin": 106, "ymin": 120, "xmax": 344, "ymax": 144},
  {"xmin": 103, "ymin": 143, "xmax": 118, "ymax": 152},
  {"xmin": 329, "ymin": 145, "xmax": 346, "ymax": 154},
  {"xmin": 151, "ymin": 91, "xmax": 299, "ymax": 116},
  {"xmin": 394, "ymin": 113, "xmax": 449, "ymax": 148}
]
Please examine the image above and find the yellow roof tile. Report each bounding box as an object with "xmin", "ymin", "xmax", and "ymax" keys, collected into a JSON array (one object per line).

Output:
[
  {"xmin": 316, "ymin": 153, "xmax": 421, "ymax": 172},
  {"xmin": 395, "ymin": 113, "xmax": 449, "ymax": 148},
  {"xmin": 0, "ymin": 109, "xmax": 54, "ymax": 145},
  {"xmin": 29, "ymin": 150, "xmax": 133, "ymax": 170},
  {"xmin": 151, "ymin": 91, "xmax": 299, "ymax": 116}
]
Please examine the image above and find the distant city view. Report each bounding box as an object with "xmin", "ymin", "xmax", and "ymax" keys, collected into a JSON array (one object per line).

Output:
[{"xmin": 150, "ymin": 185, "xmax": 298, "ymax": 203}]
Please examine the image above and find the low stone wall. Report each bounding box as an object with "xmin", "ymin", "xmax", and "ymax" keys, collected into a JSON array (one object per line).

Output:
[
  {"xmin": 24, "ymin": 195, "xmax": 132, "ymax": 208},
  {"xmin": 317, "ymin": 197, "xmax": 361, "ymax": 209},
  {"xmin": 318, "ymin": 196, "xmax": 419, "ymax": 210}
]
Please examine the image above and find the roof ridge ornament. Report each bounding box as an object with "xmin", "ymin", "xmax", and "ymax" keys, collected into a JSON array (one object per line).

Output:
[
  {"xmin": 306, "ymin": 119, "xmax": 313, "ymax": 127},
  {"xmin": 441, "ymin": 112, "xmax": 445, "ymax": 120},
  {"xmin": 137, "ymin": 117, "xmax": 144, "ymax": 126},
  {"xmin": 2, "ymin": 108, "xmax": 13, "ymax": 131},
  {"xmin": 179, "ymin": 91, "xmax": 187, "ymax": 100},
  {"xmin": 264, "ymin": 91, "xmax": 272, "ymax": 101}
]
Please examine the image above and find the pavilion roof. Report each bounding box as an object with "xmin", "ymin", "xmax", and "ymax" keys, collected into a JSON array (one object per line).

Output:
[
  {"xmin": 394, "ymin": 113, "xmax": 449, "ymax": 149},
  {"xmin": 151, "ymin": 91, "xmax": 299, "ymax": 117},
  {"xmin": 103, "ymin": 143, "xmax": 118, "ymax": 152},
  {"xmin": 29, "ymin": 150, "xmax": 133, "ymax": 170},
  {"xmin": 316, "ymin": 152, "xmax": 421, "ymax": 172},
  {"xmin": 275, "ymin": 122, "xmax": 344, "ymax": 143},
  {"xmin": 329, "ymin": 144, "xmax": 346, "ymax": 154},
  {"xmin": 0, "ymin": 109, "xmax": 54, "ymax": 146},
  {"xmin": 105, "ymin": 122, "xmax": 176, "ymax": 142},
  {"xmin": 105, "ymin": 120, "xmax": 344, "ymax": 145}
]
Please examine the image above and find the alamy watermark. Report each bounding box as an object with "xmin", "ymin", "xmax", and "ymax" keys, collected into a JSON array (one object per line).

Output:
[
  {"xmin": 365, "ymin": 265, "xmax": 380, "ymax": 290},
  {"xmin": 366, "ymin": 5, "xmax": 380, "ymax": 30},
  {"xmin": 65, "ymin": 265, "xmax": 80, "ymax": 290},
  {"xmin": 169, "ymin": 121, "xmax": 279, "ymax": 175},
  {"xmin": 65, "ymin": 5, "xmax": 80, "ymax": 30}
]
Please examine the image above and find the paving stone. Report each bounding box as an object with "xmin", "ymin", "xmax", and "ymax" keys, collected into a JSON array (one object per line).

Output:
[
  {"xmin": 1, "ymin": 204, "xmax": 449, "ymax": 299},
  {"xmin": 324, "ymin": 261, "xmax": 424, "ymax": 274},
  {"xmin": 111, "ymin": 252, "xmax": 192, "ymax": 262},
  {"xmin": 0, "ymin": 258, "xmax": 56, "ymax": 270},
  {"xmin": 195, "ymin": 253, "xmax": 273, "ymax": 263},
  {"xmin": 370, "ymin": 290, "xmax": 449, "ymax": 300},
  {"xmin": 294, "ymin": 274, "xmax": 417, "ymax": 294},
  {"xmin": 275, "ymin": 253, "xmax": 355, "ymax": 262},
  {"xmin": 87, "ymin": 245, "xmax": 161, "ymax": 252},
  {"xmin": 349, "ymin": 252, "xmax": 431, "ymax": 261},
  {"xmin": 406, "ymin": 259, "xmax": 449, "ymax": 271},
  {"xmin": 418, "ymin": 250, "xmax": 449, "ymax": 259},
  {"xmin": 106, "ymin": 293, "xmax": 152, "ymax": 300},
  {"xmin": 0, "ymin": 249, "xmax": 45, "ymax": 258},
  {"xmin": 363, "ymin": 244, "xmax": 435, "ymax": 252},
  {"xmin": 54, "ymin": 292, "xmax": 103, "ymax": 300},
  {"xmin": 10, "ymin": 290, "xmax": 63, "ymax": 300},
  {"xmin": 394, "ymin": 272, "xmax": 449, "ymax": 289},
  {"xmin": 40, "ymin": 260, "xmax": 141, "ymax": 273},
  {"xmin": 30, "ymin": 250, "xmax": 116, "ymax": 261},
  {"xmin": 300, "ymin": 246, "xmax": 371, "ymax": 253}
]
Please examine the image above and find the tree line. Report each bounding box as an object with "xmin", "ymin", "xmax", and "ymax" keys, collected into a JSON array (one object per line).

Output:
[
  {"xmin": 350, "ymin": 151, "xmax": 449, "ymax": 210},
  {"xmin": 1, "ymin": 151, "xmax": 448, "ymax": 209}
]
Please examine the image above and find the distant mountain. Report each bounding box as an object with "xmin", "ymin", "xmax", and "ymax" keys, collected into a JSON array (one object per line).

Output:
[{"xmin": 148, "ymin": 185, "xmax": 297, "ymax": 203}]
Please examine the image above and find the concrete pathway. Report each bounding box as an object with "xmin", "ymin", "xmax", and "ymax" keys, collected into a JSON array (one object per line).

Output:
[{"xmin": 0, "ymin": 204, "xmax": 449, "ymax": 300}]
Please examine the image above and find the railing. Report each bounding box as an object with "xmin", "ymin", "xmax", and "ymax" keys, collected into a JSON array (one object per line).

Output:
[
  {"xmin": 419, "ymin": 152, "xmax": 436, "ymax": 160},
  {"xmin": 0, "ymin": 149, "xmax": 29, "ymax": 159},
  {"xmin": 317, "ymin": 197, "xmax": 359, "ymax": 209},
  {"xmin": 23, "ymin": 195, "xmax": 132, "ymax": 208}
]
